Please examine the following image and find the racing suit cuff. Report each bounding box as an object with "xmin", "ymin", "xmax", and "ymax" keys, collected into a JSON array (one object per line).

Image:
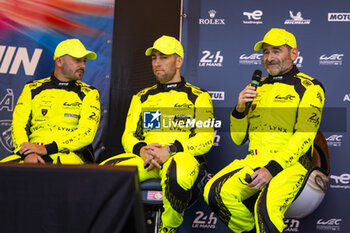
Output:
[
  {"xmin": 264, "ymin": 160, "xmax": 283, "ymax": 177},
  {"xmin": 45, "ymin": 142, "xmax": 58, "ymax": 155},
  {"xmin": 133, "ymin": 142, "xmax": 147, "ymax": 156},
  {"xmin": 231, "ymin": 107, "xmax": 246, "ymax": 119},
  {"xmin": 174, "ymin": 140, "xmax": 184, "ymax": 153},
  {"xmin": 16, "ymin": 151, "xmax": 29, "ymax": 160}
]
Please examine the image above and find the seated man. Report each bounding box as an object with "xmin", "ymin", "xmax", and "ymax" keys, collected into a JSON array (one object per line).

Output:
[
  {"xmin": 203, "ymin": 28, "xmax": 325, "ymax": 233},
  {"xmin": 2, "ymin": 39, "xmax": 101, "ymax": 164},
  {"xmin": 101, "ymin": 35, "xmax": 214, "ymax": 233}
]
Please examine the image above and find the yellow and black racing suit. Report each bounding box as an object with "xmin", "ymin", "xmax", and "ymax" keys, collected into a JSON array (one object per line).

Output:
[
  {"xmin": 2, "ymin": 74, "xmax": 101, "ymax": 164},
  {"xmin": 101, "ymin": 77, "xmax": 214, "ymax": 229},
  {"xmin": 204, "ymin": 66, "xmax": 324, "ymax": 233}
]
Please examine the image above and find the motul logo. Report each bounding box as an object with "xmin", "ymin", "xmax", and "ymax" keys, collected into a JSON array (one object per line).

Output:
[{"xmin": 0, "ymin": 45, "xmax": 42, "ymax": 76}]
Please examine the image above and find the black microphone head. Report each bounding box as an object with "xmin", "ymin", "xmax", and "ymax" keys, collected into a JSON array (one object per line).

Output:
[{"xmin": 252, "ymin": 69, "xmax": 262, "ymax": 82}]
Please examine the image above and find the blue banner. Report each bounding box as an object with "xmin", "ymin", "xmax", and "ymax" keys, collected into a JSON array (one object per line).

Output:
[
  {"xmin": 0, "ymin": 0, "xmax": 114, "ymax": 159},
  {"xmin": 180, "ymin": 0, "xmax": 349, "ymax": 232}
]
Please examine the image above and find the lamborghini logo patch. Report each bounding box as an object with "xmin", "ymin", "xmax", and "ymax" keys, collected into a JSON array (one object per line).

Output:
[{"xmin": 42, "ymin": 109, "xmax": 48, "ymax": 116}]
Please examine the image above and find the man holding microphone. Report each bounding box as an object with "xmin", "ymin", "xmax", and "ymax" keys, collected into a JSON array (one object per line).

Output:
[{"xmin": 204, "ymin": 28, "xmax": 325, "ymax": 233}]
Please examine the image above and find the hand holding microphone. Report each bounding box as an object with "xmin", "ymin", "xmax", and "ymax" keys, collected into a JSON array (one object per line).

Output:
[
  {"xmin": 236, "ymin": 70, "xmax": 262, "ymax": 114},
  {"xmin": 244, "ymin": 70, "xmax": 262, "ymax": 115}
]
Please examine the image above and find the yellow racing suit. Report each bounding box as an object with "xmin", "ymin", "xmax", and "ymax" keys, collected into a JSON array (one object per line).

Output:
[
  {"xmin": 2, "ymin": 74, "xmax": 101, "ymax": 164},
  {"xmin": 204, "ymin": 66, "xmax": 324, "ymax": 233},
  {"xmin": 101, "ymin": 77, "xmax": 214, "ymax": 229}
]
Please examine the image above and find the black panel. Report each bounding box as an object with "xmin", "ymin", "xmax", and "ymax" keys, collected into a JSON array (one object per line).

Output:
[{"xmin": 99, "ymin": 0, "xmax": 181, "ymax": 162}]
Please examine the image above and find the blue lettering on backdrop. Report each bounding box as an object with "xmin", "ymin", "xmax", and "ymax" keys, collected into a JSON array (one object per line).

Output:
[
  {"xmin": 179, "ymin": 0, "xmax": 349, "ymax": 233},
  {"xmin": 0, "ymin": 0, "xmax": 114, "ymax": 159}
]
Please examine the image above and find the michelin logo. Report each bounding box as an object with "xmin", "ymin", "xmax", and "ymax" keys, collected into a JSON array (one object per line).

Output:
[{"xmin": 285, "ymin": 11, "xmax": 311, "ymax": 24}]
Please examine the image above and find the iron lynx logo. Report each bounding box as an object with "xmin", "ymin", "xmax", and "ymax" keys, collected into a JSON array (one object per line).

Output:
[
  {"xmin": 330, "ymin": 173, "xmax": 350, "ymax": 189},
  {"xmin": 328, "ymin": 13, "xmax": 350, "ymax": 22},
  {"xmin": 199, "ymin": 10, "xmax": 226, "ymax": 25},
  {"xmin": 284, "ymin": 219, "xmax": 300, "ymax": 232},
  {"xmin": 316, "ymin": 218, "xmax": 342, "ymax": 231},
  {"xmin": 199, "ymin": 50, "xmax": 223, "ymax": 67},
  {"xmin": 208, "ymin": 91, "xmax": 225, "ymax": 101},
  {"xmin": 0, "ymin": 89, "xmax": 14, "ymax": 112},
  {"xmin": 243, "ymin": 10, "xmax": 263, "ymax": 24},
  {"xmin": 239, "ymin": 53, "xmax": 262, "ymax": 65},
  {"xmin": 284, "ymin": 11, "xmax": 311, "ymax": 24},
  {"xmin": 319, "ymin": 54, "xmax": 343, "ymax": 66},
  {"xmin": 0, "ymin": 46, "xmax": 42, "ymax": 76},
  {"xmin": 0, "ymin": 120, "xmax": 14, "ymax": 153},
  {"xmin": 326, "ymin": 135, "xmax": 343, "ymax": 147},
  {"xmin": 192, "ymin": 211, "xmax": 217, "ymax": 229}
]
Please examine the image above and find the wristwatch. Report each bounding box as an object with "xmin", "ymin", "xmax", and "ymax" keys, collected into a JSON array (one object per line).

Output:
[{"xmin": 167, "ymin": 143, "xmax": 177, "ymax": 156}]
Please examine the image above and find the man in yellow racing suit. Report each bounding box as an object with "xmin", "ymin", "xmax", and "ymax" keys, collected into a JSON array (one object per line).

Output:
[
  {"xmin": 101, "ymin": 36, "xmax": 214, "ymax": 233},
  {"xmin": 204, "ymin": 28, "xmax": 325, "ymax": 233},
  {"xmin": 1, "ymin": 39, "xmax": 100, "ymax": 164}
]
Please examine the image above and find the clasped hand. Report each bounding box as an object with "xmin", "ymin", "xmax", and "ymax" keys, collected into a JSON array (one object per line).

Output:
[
  {"xmin": 247, "ymin": 167, "xmax": 272, "ymax": 190},
  {"xmin": 141, "ymin": 143, "xmax": 171, "ymax": 171},
  {"xmin": 19, "ymin": 142, "xmax": 47, "ymax": 164}
]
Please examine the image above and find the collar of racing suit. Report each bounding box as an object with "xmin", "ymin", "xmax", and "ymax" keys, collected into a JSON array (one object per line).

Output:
[
  {"xmin": 156, "ymin": 76, "xmax": 185, "ymax": 91},
  {"xmin": 265, "ymin": 65, "xmax": 300, "ymax": 83},
  {"xmin": 50, "ymin": 73, "xmax": 77, "ymax": 87}
]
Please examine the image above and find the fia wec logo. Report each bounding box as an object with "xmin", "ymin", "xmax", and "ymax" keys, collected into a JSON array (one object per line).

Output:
[{"xmin": 316, "ymin": 218, "xmax": 342, "ymax": 231}]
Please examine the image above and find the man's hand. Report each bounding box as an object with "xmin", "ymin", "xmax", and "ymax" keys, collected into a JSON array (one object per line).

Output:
[
  {"xmin": 236, "ymin": 86, "xmax": 258, "ymax": 113},
  {"xmin": 23, "ymin": 153, "xmax": 45, "ymax": 164},
  {"xmin": 19, "ymin": 142, "xmax": 47, "ymax": 156},
  {"xmin": 140, "ymin": 143, "xmax": 172, "ymax": 171},
  {"xmin": 247, "ymin": 167, "xmax": 272, "ymax": 190},
  {"xmin": 140, "ymin": 144, "xmax": 161, "ymax": 171}
]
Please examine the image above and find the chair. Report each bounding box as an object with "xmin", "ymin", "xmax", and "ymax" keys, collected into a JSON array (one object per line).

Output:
[
  {"xmin": 140, "ymin": 156, "xmax": 210, "ymax": 233},
  {"xmin": 140, "ymin": 179, "xmax": 163, "ymax": 233},
  {"xmin": 284, "ymin": 131, "xmax": 330, "ymax": 219}
]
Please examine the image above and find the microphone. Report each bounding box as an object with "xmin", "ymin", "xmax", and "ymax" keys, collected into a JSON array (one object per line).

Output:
[{"xmin": 244, "ymin": 69, "xmax": 262, "ymax": 115}]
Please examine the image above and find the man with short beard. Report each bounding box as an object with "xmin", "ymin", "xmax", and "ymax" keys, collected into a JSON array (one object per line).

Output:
[
  {"xmin": 2, "ymin": 39, "xmax": 100, "ymax": 164},
  {"xmin": 101, "ymin": 35, "xmax": 214, "ymax": 233},
  {"xmin": 204, "ymin": 28, "xmax": 325, "ymax": 233}
]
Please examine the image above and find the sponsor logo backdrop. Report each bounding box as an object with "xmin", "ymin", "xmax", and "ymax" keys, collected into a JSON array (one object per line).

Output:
[
  {"xmin": 0, "ymin": 0, "xmax": 114, "ymax": 159},
  {"xmin": 179, "ymin": 0, "xmax": 350, "ymax": 232}
]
